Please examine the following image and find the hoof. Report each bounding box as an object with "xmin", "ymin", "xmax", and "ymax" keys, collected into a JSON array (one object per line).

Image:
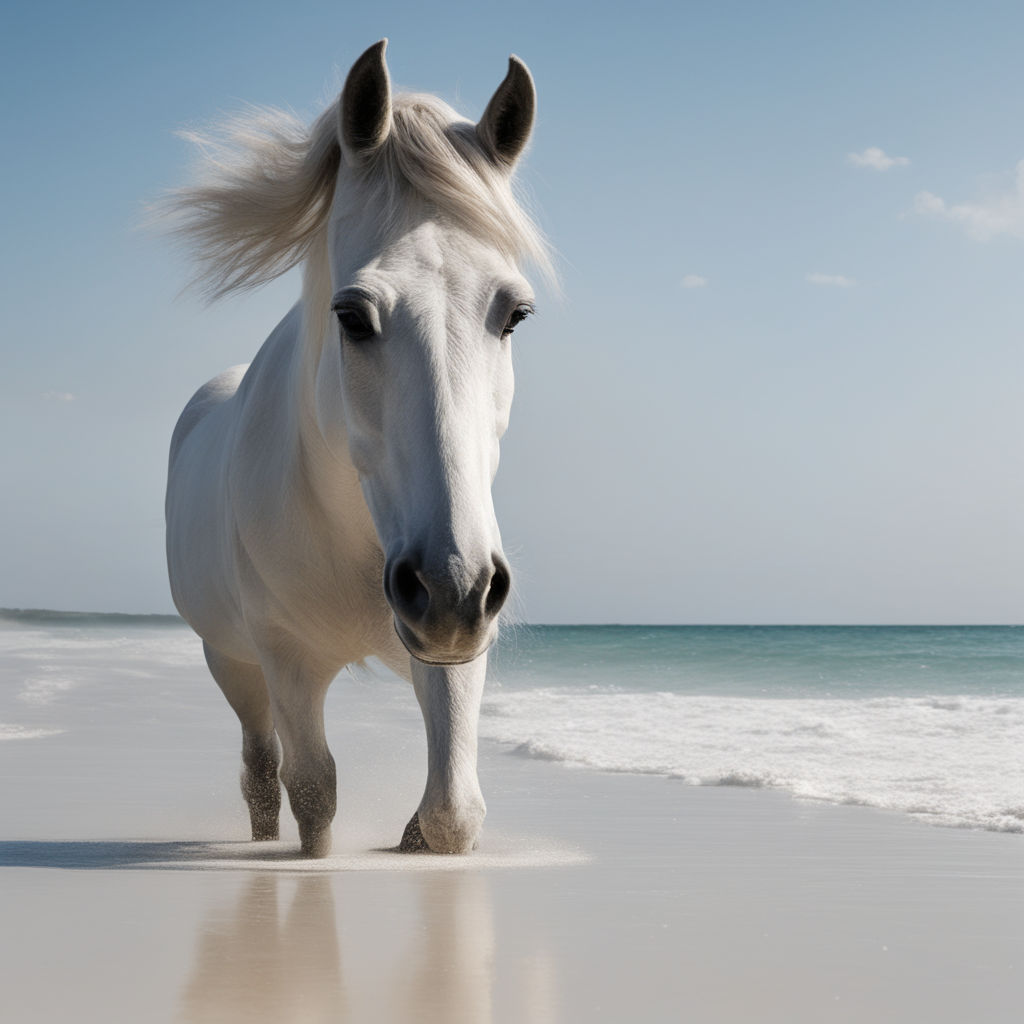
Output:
[
  {"xmin": 398, "ymin": 809, "xmax": 482, "ymax": 854},
  {"xmin": 251, "ymin": 827, "xmax": 280, "ymax": 842},
  {"xmin": 397, "ymin": 813, "xmax": 429, "ymax": 852},
  {"xmin": 299, "ymin": 824, "xmax": 332, "ymax": 859}
]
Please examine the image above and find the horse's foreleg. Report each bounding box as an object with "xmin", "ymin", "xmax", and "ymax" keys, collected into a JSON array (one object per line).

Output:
[
  {"xmin": 402, "ymin": 655, "xmax": 487, "ymax": 854},
  {"xmin": 262, "ymin": 660, "xmax": 336, "ymax": 858},
  {"xmin": 204, "ymin": 643, "xmax": 281, "ymax": 841}
]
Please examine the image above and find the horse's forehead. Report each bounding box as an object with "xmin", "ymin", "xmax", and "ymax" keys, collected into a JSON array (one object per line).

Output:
[
  {"xmin": 381, "ymin": 222, "xmax": 445, "ymax": 275},
  {"xmin": 372, "ymin": 221, "xmax": 510, "ymax": 294}
]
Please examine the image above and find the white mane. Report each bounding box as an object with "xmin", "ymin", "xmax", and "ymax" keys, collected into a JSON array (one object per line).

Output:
[{"xmin": 158, "ymin": 92, "xmax": 553, "ymax": 300}]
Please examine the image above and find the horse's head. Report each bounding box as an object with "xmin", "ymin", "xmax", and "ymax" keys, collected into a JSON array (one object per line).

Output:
[{"xmin": 317, "ymin": 42, "xmax": 543, "ymax": 666}]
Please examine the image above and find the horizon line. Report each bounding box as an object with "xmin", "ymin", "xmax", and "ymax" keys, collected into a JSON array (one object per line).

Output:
[{"xmin": 1, "ymin": 608, "xmax": 1020, "ymax": 629}]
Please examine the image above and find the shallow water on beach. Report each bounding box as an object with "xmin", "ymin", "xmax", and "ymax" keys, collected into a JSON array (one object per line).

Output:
[
  {"xmin": 485, "ymin": 625, "xmax": 1024, "ymax": 833},
  {"xmin": 1, "ymin": 614, "xmax": 1022, "ymax": 834}
]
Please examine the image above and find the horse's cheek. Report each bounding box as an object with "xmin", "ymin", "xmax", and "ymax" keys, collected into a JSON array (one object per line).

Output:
[
  {"xmin": 332, "ymin": 362, "xmax": 383, "ymax": 475},
  {"xmin": 493, "ymin": 363, "xmax": 514, "ymax": 441}
]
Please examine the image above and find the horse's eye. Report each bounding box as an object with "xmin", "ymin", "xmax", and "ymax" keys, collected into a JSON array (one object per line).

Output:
[
  {"xmin": 334, "ymin": 306, "xmax": 376, "ymax": 343},
  {"xmin": 502, "ymin": 304, "xmax": 533, "ymax": 338}
]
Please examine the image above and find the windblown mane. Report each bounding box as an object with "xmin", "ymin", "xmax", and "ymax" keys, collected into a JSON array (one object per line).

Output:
[{"xmin": 158, "ymin": 92, "xmax": 553, "ymax": 300}]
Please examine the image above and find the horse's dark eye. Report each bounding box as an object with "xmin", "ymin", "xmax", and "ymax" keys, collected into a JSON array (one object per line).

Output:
[
  {"xmin": 502, "ymin": 304, "xmax": 533, "ymax": 338},
  {"xmin": 334, "ymin": 306, "xmax": 375, "ymax": 343}
]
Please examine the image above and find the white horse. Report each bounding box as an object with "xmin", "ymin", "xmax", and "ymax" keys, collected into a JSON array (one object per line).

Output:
[{"xmin": 163, "ymin": 41, "xmax": 550, "ymax": 856}]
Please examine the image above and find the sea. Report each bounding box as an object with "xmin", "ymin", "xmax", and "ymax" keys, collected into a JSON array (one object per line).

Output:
[{"xmin": 1, "ymin": 611, "xmax": 1022, "ymax": 836}]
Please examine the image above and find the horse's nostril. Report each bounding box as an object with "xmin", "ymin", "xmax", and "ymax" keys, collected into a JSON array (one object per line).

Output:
[
  {"xmin": 393, "ymin": 559, "xmax": 429, "ymax": 620},
  {"xmin": 485, "ymin": 558, "xmax": 511, "ymax": 617}
]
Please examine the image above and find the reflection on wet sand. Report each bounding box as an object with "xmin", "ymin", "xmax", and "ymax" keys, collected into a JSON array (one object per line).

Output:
[
  {"xmin": 178, "ymin": 874, "xmax": 345, "ymax": 1023},
  {"xmin": 387, "ymin": 873, "xmax": 494, "ymax": 1024},
  {"xmin": 177, "ymin": 868, "xmax": 557, "ymax": 1023}
]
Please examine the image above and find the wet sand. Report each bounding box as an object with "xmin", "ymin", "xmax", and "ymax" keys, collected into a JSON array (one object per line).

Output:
[{"xmin": 1, "ymin": 670, "xmax": 1021, "ymax": 1022}]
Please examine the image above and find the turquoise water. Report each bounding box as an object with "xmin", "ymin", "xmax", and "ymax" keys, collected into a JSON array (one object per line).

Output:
[
  {"xmin": 490, "ymin": 624, "xmax": 1024, "ymax": 698},
  {"xmin": 2, "ymin": 612, "xmax": 1022, "ymax": 833}
]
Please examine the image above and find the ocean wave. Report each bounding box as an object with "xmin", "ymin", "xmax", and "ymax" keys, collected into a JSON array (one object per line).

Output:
[
  {"xmin": 18, "ymin": 675, "xmax": 78, "ymax": 706},
  {"xmin": 0, "ymin": 723, "xmax": 64, "ymax": 741},
  {"xmin": 0, "ymin": 631, "xmax": 204, "ymax": 667},
  {"xmin": 480, "ymin": 688, "xmax": 1024, "ymax": 834}
]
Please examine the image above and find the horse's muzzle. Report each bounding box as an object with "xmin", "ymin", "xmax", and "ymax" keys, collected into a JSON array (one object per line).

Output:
[{"xmin": 384, "ymin": 550, "xmax": 511, "ymax": 664}]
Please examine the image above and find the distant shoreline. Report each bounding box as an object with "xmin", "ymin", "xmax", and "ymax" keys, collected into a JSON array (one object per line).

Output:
[{"xmin": 0, "ymin": 608, "xmax": 185, "ymax": 626}]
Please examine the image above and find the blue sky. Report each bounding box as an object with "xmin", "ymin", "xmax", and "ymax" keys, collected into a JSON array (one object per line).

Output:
[{"xmin": 1, "ymin": 1, "xmax": 1022, "ymax": 622}]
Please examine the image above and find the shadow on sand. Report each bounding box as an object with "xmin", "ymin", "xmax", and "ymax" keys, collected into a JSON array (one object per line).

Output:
[
  {"xmin": 0, "ymin": 839, "xmax": 343, "ymax": 870},
  {"xmin": 0, "ymin": 835, "xmax": 586, "ymax": 871}
]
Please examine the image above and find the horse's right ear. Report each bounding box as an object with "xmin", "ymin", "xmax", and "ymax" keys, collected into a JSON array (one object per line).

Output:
[{"xmin": 339, "ymin": 39, "xmax": 393, "ymax": 165}]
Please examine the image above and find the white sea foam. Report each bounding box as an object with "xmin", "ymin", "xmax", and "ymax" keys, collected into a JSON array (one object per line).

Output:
[
  {"xmin": 0, "ymin": 723, "xmax": 64, "ymax": 741},
  {"xmin": 480, "ymin": 688, "xmax": 1024, "ymax": 833},
  {"xmin": 0, "ymin": 632, "xmax": 204, "ymax": 667},
  {"xmin": 0, "ymin": 622, "xmax": 206, "ymax": 746},
  {"xmin": 18, "ymin": 674, "xmax": 78, "ymax": 706}
]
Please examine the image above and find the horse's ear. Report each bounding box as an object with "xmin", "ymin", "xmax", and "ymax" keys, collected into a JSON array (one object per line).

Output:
[
  {"xmin": 477, "ymin": 56, "xmax": 536, "ymax": 169},
  {"xmin": 339, "ymin": 39, "xmax": 393, "ymax": 164}
]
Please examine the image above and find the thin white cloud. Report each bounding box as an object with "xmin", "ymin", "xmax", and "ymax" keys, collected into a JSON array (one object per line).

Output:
[
  {"xmin": 848, "ymin": 147, "xmax": 910, "ymax": 171},
  {"xmin": 681, "ymin": 274, "xmax": 708, "ymax": 289},
  {"xmin": 806, "ymin": 272, "xmax": 856, "ymax": 288},
  {"xmin": 913, "ymin": 160, "xmax": 1024, "ymax": 241},
  {"xmin": 41, "ymin": 391, "xmax": 75, "ymax": 402}
]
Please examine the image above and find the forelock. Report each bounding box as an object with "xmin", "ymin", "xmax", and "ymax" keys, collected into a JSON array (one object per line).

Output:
[{"xmin": 347, "ymin": 92, "xmax": 553, "ymax": 280}]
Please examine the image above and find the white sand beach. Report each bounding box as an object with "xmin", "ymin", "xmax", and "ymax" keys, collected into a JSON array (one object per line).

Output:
[{"xmin": 1, "ymin": 630, "xmax": 1021, "ymax": 1024}]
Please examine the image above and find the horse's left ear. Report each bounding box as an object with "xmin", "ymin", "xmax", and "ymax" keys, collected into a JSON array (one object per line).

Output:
[{"xmin": 477, "ymin": 56, "xmax": 536, "ymax": 168}]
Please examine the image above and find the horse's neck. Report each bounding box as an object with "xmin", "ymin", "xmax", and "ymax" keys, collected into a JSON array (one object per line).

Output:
[
  {"xmin": 284, "ymin": 261, "xmax": 378, "ymax": 549},
  {"xmin": 245, "ymin": 240, "xmax": 337, "ymax": 468},
  {"xmin": 233, "ymin": 297, "xmax": 377, "ymax": 580}
]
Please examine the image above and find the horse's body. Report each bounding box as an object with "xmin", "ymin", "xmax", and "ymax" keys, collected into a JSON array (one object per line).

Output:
[{"xmin": 164, "ymin": 41, "xmax": 549, "ymax": 856}]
